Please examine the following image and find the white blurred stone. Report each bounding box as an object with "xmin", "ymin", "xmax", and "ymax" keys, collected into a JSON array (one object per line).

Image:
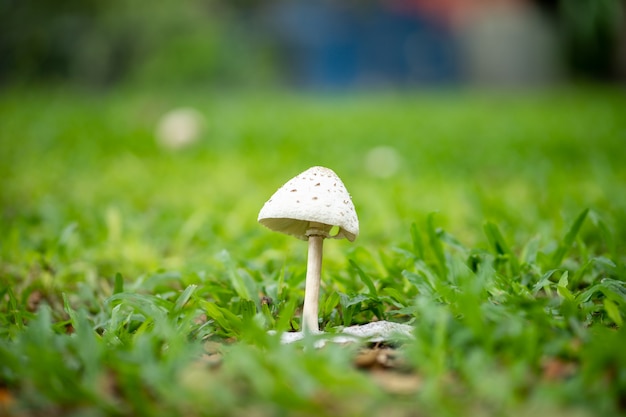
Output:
[
  {"xmin": 277, "ymin": 320, "xmax": 414, "ymax": 346},
  {"xmin": 341, "ymin": 320, "xmax": 413, "ymax": 340},
  {"xmin": 364, "ymin": 146, "xmax": 401, "ymax": 178},
  {"xmin": 155, "ymin": 107, "xmax": 205, "ymax": 150}
]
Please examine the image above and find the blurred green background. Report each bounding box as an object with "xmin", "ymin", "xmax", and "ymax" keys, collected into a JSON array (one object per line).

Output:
[
  {"xmin": 2, "ymin": 1, "xmax": 626, "ymax": 415},
  {"xmin": 2, "ymin": 88, "xmax": 625, "ymax": 281},
  {"xmin": 1, "ymin": 0, "xmax": 626, "ymax": 275}
]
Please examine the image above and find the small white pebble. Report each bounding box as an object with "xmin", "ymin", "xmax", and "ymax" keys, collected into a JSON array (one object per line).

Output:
[
  {"xmin": 364, "ymin": 145, "xmax": 402, "ymax": 178},
  {"xmin": 155, "ymin": 107, "xmax": 205, "ymax": 150}
]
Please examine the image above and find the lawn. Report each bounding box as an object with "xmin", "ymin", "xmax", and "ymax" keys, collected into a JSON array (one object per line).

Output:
[{"xmin": 1, "ymin": 86, "xmax": 625, "ymax": 416}]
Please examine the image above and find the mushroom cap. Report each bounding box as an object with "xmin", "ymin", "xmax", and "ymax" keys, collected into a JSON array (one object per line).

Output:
[{"xmin": 258, "ymin": 166, "xmax": 359, "ymax": 241}]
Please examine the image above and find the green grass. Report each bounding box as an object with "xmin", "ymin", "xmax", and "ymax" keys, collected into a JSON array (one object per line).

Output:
[{"xmin": 1, "ymin": 86, "xmax": 626, "ymax": 416}]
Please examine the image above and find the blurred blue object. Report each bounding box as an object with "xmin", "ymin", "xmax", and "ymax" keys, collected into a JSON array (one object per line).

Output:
[{"xmin": 269, "ymin": 1, "xmax": 460, "ymax": 89}]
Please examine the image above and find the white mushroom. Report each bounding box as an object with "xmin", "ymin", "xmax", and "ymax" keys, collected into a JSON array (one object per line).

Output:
[{"xmin": 258, "ymin": 166, "xmax": 359, "ymax": 333}]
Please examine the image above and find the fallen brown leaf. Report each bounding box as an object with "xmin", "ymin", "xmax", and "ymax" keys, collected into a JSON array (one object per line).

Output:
[
  {"xmin": 354, "ymin": 345, "xmax": 407, "ymax": 371},
  {"xmin": 541, "ymin": 357, "xmax": 577, "ymax": 381},
  {"xmin": 370, "ymin": 370, "xmax": 422, "ymax": 395},
  {"xmin": 0, "ymin": 386, "xmax": 15, "ymax": 409},
  {"xmin": 27, "ymin": 290, "xmax": 44, "ymax": 311}
]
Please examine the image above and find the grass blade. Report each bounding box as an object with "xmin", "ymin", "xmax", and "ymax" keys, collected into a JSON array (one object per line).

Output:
[
  {"xmin": 604, "ymin": 299, "xmax": 623, "ymax": 326},
  {"xmin": 349, "ymin": 259, "xmax": 378, "ymax": 297},
  {"xmin": 426, "ymin": 213, "xmax": 447, "ymax": 278},
  {"xmin": 198, "ymin": 299, "xmax": 243, "ymax": 336},
  {"xmin": 173, "ymin": 284, "xmax": 198, "ymax": 314},
  {"xmin": 484, "ymin": 221, "xmax": 520, "ymax": 276},
  {"xmin": 218, "ymin": 250, "xmax": 255, "ymax": 301},
  {"xmin": 63, "ymin": 293, "xmax": 79, "ymax": 329},
  {"xmin": 410, "ymin": 222, "xmax": 424, "ymax": 259},
  {"xmin": 551, "ymin": 208, "xmax": 589, "ymax": 268},
  {"xmin": 114, "ymin": 272, "xmax": 124, "ymax": 295},
  {"xmin": 276, "ymin": 298, "xmax": 298, "ymax": 332}
]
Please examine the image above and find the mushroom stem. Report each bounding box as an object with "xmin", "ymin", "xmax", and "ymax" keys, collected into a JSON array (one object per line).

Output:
[
  {"xmin": 302, "ymin": 233, "xmax": 324, "ymax": 333},
  {"xmin": 303, "ymin": 235, "xmax": 323, "ymax": 333}
]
